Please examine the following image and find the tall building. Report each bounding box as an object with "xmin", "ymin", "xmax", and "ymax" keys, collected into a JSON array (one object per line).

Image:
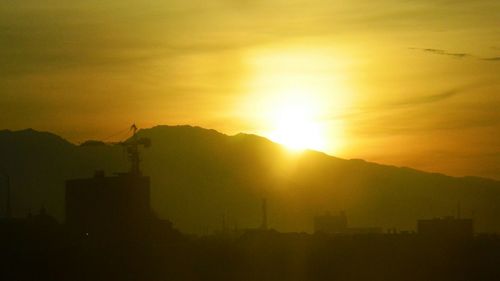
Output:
[
  {"xmin": 65, "ymin": 125, "xmax": 153, "ymax": 238},
  {"xmin": 65, "ymin": 171, "xmax": 151, "ymax": 238}
]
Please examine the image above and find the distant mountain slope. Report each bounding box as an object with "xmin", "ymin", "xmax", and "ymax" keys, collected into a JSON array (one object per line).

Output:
[{"xmin": 1, "ymin": 125, "xmax": 499, "ymax": 233}]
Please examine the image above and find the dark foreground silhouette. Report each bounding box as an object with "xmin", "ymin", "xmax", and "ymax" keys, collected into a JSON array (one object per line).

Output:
[
  {"xmin": 2, "ymin": 125, "xmax": 500, "ymax": 280},
  {"xmin": 2, "ymin": 215, "xmax": 500, "ymax": 281}
]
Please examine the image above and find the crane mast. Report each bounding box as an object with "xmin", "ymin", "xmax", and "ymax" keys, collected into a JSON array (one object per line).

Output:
[{"xmin": 122, "ymin": 124, "xmax": 151, "ymax": 175}]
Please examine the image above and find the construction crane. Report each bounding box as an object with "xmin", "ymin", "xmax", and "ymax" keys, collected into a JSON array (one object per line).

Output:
[{"xmin": 121, "ymin": 124, "xmax": 151, "ymax": 175}]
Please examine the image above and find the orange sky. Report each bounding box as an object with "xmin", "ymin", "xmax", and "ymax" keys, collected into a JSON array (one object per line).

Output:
[{"xmin": 1, "ymin": 0, "xmax": 499, "ymax": 179}]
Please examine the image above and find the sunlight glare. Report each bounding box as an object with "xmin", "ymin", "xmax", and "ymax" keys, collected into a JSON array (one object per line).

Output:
[
  {"xmin": 240, "ymin": 44, "xmax": 351, "ymax": 154},
  {"xmin": 268, "ymin": 96, "xmax": 327, "ymax": 151}
]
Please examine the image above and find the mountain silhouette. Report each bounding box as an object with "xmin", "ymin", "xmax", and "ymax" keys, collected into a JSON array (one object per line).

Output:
[{"xmin": 1, "ymin": 125, "xmax": 499, "ymax": 233}]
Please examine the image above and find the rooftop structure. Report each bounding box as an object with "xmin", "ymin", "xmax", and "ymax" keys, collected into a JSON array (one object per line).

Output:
[
  {"xmin": 314, "ymin": 211, "xmax": 348, "ymax": 234},
  {"xmin": 417, "ymin": 216, "xmax": 474, "ymax": 240}
]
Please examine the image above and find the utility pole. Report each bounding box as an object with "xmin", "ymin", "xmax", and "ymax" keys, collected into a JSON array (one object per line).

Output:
[
  {"xmin": 1, "ymin": 172, "xmax": 11, "ymax": 218},
  {"xmin": 261, "ymin": 197, "xmax": 268, "ymax": 230},
  {"xmin": 6, "ymin": 174, "xmax": 11, "ymax": 218}
]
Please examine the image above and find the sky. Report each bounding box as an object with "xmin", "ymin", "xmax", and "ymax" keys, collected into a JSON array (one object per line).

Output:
[{"xmin": 1, "ymin": 0, "xmax": 499, "ymax": 179}]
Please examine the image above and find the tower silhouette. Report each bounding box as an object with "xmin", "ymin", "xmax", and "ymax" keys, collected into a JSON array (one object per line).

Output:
[
  {"xmin": 261, "ymin": 198, "xmax": 268, "ymax": 230},
  {"xmin": 1, "ymin": 173, "xmax": 11, "ymax": 218}
]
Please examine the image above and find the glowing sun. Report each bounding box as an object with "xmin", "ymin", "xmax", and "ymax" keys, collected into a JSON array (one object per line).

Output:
[
  {"xmin": 268, "ymin": 97, "xmax": 327, "ymax": 151},
  {"xmin": 240, "ymin": 44, "xmax": 350, "ymax": 154}
]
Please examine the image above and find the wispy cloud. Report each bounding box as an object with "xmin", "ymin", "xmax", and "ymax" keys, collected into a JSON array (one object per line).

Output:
[
  {"xmin": 417, "ymin": 48, "xmax": 470, "ymax": 58},
  {"xmin": 389, "ymin": 80, "xmax": 495, "ymax": 107},
  {"xmin": 411, "ymin": 48, "xmax": 499, "ymax": 62},
  {"xmin": 323, "ymin": 82, "xmax": 494, "ymax": 125},
  {"xmin": 482, "ymin": 57, "xmax": 500, "ymax": 61},
  {"xmin": 391, "ymin": 88, "xmax": 463, "ymax": 107}
]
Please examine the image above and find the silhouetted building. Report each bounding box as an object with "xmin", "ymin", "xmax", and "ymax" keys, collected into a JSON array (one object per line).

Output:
[
  {"xmin": 417, "ymin": 216, "xmax": 474, "ymax": 240},
  {"xmin": 28, "ymin": 206, "xmax": 58, "ymax": 227},
  {"xmin": 344, "ymin": 227, "xmax": 382, "ymax": 234},
  {"xmin": 314, "ymin": 211, "xmax": 382, "ymax": 235},
  {"xmin": 65, "ymin": 170, "xmax": 151, "ymax": 238},
  {"xmin": 314, "ymin": 211, "xmax": 348, "ymax": 234},
  {"xmin": 0, "ymin": 206, "xmax": 59, "ymax": 240}
]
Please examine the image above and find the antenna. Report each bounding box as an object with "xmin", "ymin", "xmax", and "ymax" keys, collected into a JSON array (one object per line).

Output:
[
  {"xmin": 0, "ymin": 172, "xmax": 11, "ymax": 218},
  {"xmin": 5, "ymin": 174, "xmax": 11, "ymax": 218},
  {"xmin": 261, "ymin": 197, "xmax": 268, "ymax": 230},
  {"xmin": 222, "ymin": 212, "xmax": 227, "ymax": 234}
]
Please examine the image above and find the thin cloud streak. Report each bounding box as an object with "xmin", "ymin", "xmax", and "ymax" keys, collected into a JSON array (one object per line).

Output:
[
  {"xmin": 482, "ymin": 57, "xmax": 500, "ymax": 61},
  {"xmin": 323, "ymin": 82, "xmax": 486, "ymax": 122},
  {"xmin": 411, "ymin": 47, "xmax": 500, "ymax": 62},
  {"xmin": 388, "ymin": 82, "xmax": 491, "ymax": 107},
  {"xmin": 419, "ymin": 48, "xmax": 470, "ymax": 58}
]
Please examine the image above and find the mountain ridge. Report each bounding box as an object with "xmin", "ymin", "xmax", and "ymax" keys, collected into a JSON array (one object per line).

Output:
[
  {"xmin": 4, "ymin": 125, "xmax": 496, "ymax": 183},
  {"xmin": 1, "ymin": 125, "xmax": 499, "ymax": 233}
]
